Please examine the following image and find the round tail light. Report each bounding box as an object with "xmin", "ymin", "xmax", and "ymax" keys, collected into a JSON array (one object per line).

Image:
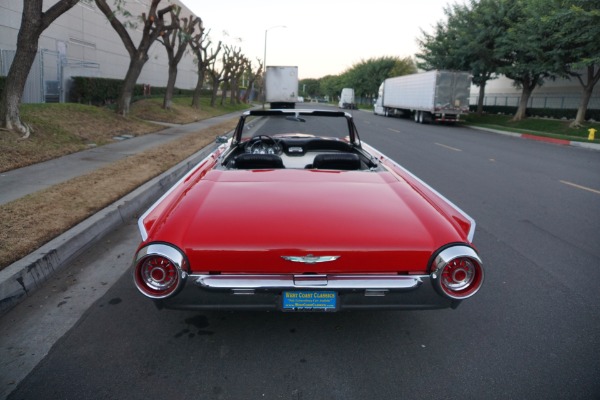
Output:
[
  {"xmin": 431, "ymin": 246, "xmax": 483, "ymax": 300},
  {"xmin": 133, "ymin": 244, "xmax": 187, "ymax": 299}
]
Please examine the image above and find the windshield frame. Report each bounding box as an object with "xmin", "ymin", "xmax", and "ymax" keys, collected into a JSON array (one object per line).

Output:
[{"xmin": 231, "ymin": 109, "xmax": 361, "ymax": 147}]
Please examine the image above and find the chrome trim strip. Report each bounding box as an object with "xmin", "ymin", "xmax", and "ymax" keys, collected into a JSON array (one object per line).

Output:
[
  {"xmin": 193, "ymin": 274, "xmax": 423, "ymax": 291},
  {"xmin": 281, "ymin": 255, "xmax": 340, "ymax": 264},
  {"xmin": 432, "ymin": 246, "xmax": 482, "ymax": 276},
  {"xmin": 294, "ymin": 275, "xmax": 328, "ymax": 286},
  {"xmin": 362, "ymin": 142, "xmax": 476, "ymax": 242},
  {"xmin": 135, "ymin": 243, "xmax": 186, "ymax": 269}
]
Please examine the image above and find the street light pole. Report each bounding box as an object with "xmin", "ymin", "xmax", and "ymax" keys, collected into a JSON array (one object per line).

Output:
[{"xmin": 262, "ymin": 25, "xmax": 286, "ymax": 109}]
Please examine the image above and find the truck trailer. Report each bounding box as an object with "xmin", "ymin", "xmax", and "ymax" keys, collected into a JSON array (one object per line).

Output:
[
  {"xmin": 338, "ymin": 88, "xmax": 356, "ymax": 109},
  {"xmin": 373, "ymin": 70, "xmax": 471, "ymax": 123},
  {"xmin": 265, "ymin": 66, "xmax": 298, "ymax": 109}
]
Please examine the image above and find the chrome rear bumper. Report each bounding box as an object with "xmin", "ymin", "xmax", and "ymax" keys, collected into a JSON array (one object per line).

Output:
[
  {"xmin": 153, "ymin": 273, "xmax": 460, "ymax": 311},
  {"xmin": 195, "ymin": 274, "xmax": 423, "ymax": 290}
]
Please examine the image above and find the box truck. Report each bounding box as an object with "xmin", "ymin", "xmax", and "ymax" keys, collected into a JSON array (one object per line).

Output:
[
  {"xmin": 338, "ymin": 88, "xmax": 356, "ymax": 109},
  {"xmin": 373, "ymin": 70, "xmax": 471, "ymax": 123},
  {"xmin": 265, "ymin": 66, "xmax": 298, "ymax": 109}
]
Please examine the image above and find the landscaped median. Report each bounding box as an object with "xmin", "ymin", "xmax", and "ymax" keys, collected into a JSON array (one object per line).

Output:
[
  {"xmin": 0, "ymin": 121, "xmax": 239, "ymax": 315},
  {"xmin": 0, "ymin": 119, "xmax": 237, "ymax": 270},
  {"xmin": 462, "ymin": 113, "xmax": 600, "ymax": 146},
  {"xmin": 0, "ymin": 107, "xmax": 246, "ymax": 315}
]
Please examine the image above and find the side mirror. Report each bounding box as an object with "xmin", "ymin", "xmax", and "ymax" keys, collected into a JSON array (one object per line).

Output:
[{"xmin": 216, "ymin": 135, "xmax": 228, "ymax": 144}]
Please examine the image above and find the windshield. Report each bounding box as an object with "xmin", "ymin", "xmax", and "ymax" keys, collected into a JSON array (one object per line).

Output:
[
  {"xmin": 222, "ymin": 110, "xmax": 371, "ymax": 171},
  {"xmin": 238, "ymin": 111, "xmax": 356, "ymax": 143}
]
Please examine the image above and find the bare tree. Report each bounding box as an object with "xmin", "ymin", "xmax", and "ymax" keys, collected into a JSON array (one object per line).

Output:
[
  {"xmin": 241, "ymin": 58, "xmax": 263, "ymax": 103},
  {"xmin": 158, "ymin": 11, "xmax": 202, "ymax": 109},
  {"xmin": 0, "ymin": 0, "xmax": 80, "ymax": 138},
  {"xmin": 231, "ymin": 56, "xmax": 250, "ymax": 104},
  {"xmin": 206, "ymin": 50, "xmax": 226, "ymax": 108},
  {"xmin": 189, "ymin": 31, "xmax": 220, "ymax": 109},
  {"xmin": 94, "ymin": 0, "xmax": 177, "ymax": 116},
  {"xmin": 219, "ymin": 47, "xmax": 235, "ymax": 106},
  {"xmin": 225, "ymin": 46, "xmax": 247, "ymax": 105}
]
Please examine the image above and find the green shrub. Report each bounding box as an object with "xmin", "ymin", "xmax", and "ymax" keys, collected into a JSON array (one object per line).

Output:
[
  {"xmin": 69, "ymin": 76, "xmax": 199, "ymax": 105},
  {"xmin": 469, "ymin": 105, "xmax": 600, "ymax": 121}
]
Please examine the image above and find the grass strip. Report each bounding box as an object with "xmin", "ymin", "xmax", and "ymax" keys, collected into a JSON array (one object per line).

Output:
[{"xmin": 0, "ymin": 119, "xmax": 237, "ymax": 270}]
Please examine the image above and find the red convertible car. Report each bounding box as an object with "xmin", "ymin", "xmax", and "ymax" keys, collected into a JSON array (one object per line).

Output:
[{"xmin": 133, "ymin": 109, "xmax": 483, "ymax": 311}]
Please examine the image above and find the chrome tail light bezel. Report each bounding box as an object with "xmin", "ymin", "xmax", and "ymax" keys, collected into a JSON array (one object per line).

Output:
[
  {"xmin": 430, "ymin": 245, "xmax": 484, "ymax": 300},
  {"xmin": 133, "ymin": 243, "xmax": 188, "ymax": 299}
]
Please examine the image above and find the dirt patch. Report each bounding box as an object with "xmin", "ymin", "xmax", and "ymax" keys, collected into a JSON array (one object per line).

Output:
[{"xmin": 0, "ymin": 119, "xmax": 237, "ymax": 270}]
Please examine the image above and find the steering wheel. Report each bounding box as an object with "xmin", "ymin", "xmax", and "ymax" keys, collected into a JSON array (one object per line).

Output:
[{"xmin": 244, "ymin": 135, "xmax": 280, "ymax": 154}]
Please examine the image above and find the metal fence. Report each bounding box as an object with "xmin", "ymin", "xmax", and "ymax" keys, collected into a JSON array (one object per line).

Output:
[
  {"xmin": 1, "ymin": 48, "xmax": 98, "ymax": 103},
  {"xmin": 469, "ymin": 94, "xmax": 600, "ymax": 110}
]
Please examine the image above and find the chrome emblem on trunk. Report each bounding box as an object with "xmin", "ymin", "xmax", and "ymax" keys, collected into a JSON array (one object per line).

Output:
[{"xmin": 281, "ymin": 254, "xmax": 340, "ymax": 264}]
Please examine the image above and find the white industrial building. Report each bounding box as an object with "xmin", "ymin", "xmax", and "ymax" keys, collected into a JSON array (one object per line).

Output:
[
  {"xmin": 0, "ymin": 0, "xmax": 200, "ymax": 103},
  {"xmin": 1, "ymin": 1, "xmax": 598, "ymax": 111},
  {"xmin": 470, "ymin": 73, "xmax": 600, "ymax": 111}
]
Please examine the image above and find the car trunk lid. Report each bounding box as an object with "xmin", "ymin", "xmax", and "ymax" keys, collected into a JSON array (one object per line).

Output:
[{"xmin": 147, "ymin": 169, "xmax": 466, "ymax": 273}]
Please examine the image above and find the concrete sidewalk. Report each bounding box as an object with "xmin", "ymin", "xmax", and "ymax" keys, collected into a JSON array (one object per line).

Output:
[
  {"xmin": 0, "ymin": 111, "xmax": 242, "ymax": 316},
  {"xmin": 0, "ymin": 112, "xmax": 238, "ymax": 206}
]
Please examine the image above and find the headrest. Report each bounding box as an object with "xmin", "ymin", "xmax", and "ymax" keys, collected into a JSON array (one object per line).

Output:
[
  {"xmin": 234, "ymin": 153, "xmax": 285, "ymax": 169},
  {"xmin": 312, "ymin": 153, "xmax": 360, "ymax": 170}
]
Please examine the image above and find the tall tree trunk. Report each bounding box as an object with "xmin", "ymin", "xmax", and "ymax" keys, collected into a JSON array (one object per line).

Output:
[
  {"xmin": 229, "ymin": 78, "xmax": 237, "ymax": 105},
  {"xmin": 117, "ymin": 55, "xmax": 147, "ymax": 116},
  {"xmin": 0, "ymin": 33, "xmax": 38, "ymax": 137},
  {"xmin": 220, "ymin": 85, "xmax": 227, "ymax": 105},
  {"xmin": 571, "ymin": 88, "xmax": 592, "ymax": 128},
  {"xmin": 477, "ymin": 81, "xmax": 486, "ymax": 115},
  {"xmin": 163, "ymin": 62, "xmax": 178, "ymax": 110},
  {"xmin": 241, "ymin": 80, "xmax": 251, "ymax": 103},
  {"xmin": 570, "ymin": 65, "xmax": 600, "ymax": 128},
  {"xmin": 210, "ymin": 77, "xmax": 219, "ymax": 107},
  {"xmin": 1, "ymin": 0, "xmax": 80, "ymax": 137},
  {"xmin": 512, "ymin": 78, "xmax": 537, "ymax": 122},
  {"xmin": 191, "ymin": 70, "xmax": 205, "ymax": 109}
]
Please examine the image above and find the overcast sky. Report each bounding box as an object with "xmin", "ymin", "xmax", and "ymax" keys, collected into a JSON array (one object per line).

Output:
[{"xmin": 180, "ymin": 0, "xmax": 457, "ymax": 79}]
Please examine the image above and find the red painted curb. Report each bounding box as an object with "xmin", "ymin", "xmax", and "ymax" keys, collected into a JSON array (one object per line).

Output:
[{"xmin": 521, "ymin": 134, "xmax": 570, "ymax": 145}]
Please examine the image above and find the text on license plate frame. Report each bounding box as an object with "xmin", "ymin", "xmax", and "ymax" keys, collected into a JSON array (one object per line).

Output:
[{"xmin": 282, "ymin": 291, "xmax": 337, "ymax": 311}]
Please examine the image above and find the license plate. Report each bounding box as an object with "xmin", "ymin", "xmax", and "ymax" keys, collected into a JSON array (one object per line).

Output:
[{"xmin": 282, "ymin": 291, "xmax": 337, "ymax": 311}]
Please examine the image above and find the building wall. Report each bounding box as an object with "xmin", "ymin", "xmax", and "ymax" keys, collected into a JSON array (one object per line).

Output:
[
  {"xmin": 0, "ymin": 0, "xmax": 200, "ymax": 103},
  {"xmin": 470, "ymin": 72, "xmax": 600, "ymax": 110}
]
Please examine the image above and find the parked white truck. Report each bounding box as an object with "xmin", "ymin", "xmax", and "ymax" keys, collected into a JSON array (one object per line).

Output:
[
  {"xmin": 373, "ymin": 70, "xmax": 471, "ymax": 123},
  {"xmin": 265, "ymin": 66, "xmax": 298, "ymax": 109},
  {"xmin": 338, "ymin": 88, "xmax": 356, "ymax": 109}
]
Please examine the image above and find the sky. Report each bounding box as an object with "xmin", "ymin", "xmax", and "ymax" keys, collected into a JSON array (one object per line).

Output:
[{"xmin": 180, "ymin": 0, "xmax": 455, "ymax": 80}]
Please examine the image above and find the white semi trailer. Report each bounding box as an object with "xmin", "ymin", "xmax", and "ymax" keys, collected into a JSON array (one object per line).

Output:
[
  {"xmin": 265, "ymin": 66, "xmax": 298, "ymax": 109},
  {"xmin": 338, "ymin": 88, "xmax": 356, "ymax": 109},
  {"xmin": 373, "ymin": 70, "xmax": 471, "ymax": 123}
]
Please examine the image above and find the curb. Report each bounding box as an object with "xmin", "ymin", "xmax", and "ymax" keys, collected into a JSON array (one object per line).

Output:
[
  {"xmin": 0, "ymin": 143, "xmax": 220, "ymax": 317},
  {"xmin": 468, "ymin": 126, "xmax": 600, "ymax": 151}
]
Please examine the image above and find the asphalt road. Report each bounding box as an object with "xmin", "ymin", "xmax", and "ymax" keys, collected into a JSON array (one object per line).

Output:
[{"xmin": 3, "ymin": 107, "xmax": 600, "ymax": 400}]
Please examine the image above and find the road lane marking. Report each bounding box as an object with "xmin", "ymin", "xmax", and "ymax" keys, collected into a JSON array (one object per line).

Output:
[
  {"xmin": 435, "ymin": 143, "xmax": 462, "ymax": 152},
  {"xmin": 387, "ymin": 128, "xmax": 401, "ymax": 133},
  {"xmin": 560, "ymin": 180, "xmax": 600, "ymax": 195}
]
